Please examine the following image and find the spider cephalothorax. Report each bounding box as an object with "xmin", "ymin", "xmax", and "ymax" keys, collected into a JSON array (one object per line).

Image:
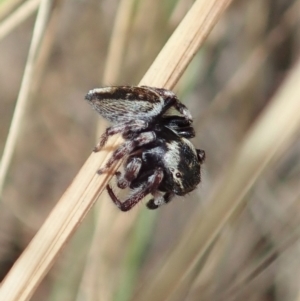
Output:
[{"xmin": 85, "ymin": 85, "xmax": 205, "ymax": 211}]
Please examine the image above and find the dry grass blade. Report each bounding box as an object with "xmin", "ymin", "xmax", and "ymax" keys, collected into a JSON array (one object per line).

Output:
[
  {"xmin": 76, "ymin": 0, "xmax": 136, "ymax": 300},
  {"xmin": 0, "ymin": 0, "xmax": 40, "ymax": 41},
  {"xmin": 141, "ymin": 0, "xmax": 232, "ymax": 88},
  {"xmin": 0, "ymin": 0, "xmax": 52, "ymax": 196},
  {"xmin": 0, "ymin": 0, "xmax": 232, "ymax": 300},
  {"xmin": 136, "ymin": 57, "xmax": 300, "ymax": 301},
  {"xmin": 102, "ymin": 0, "xmax": 135, "ymax": 85},
  {"xmin": 0, "ymin": 0, "xmax": 24, "ymax": 21}
]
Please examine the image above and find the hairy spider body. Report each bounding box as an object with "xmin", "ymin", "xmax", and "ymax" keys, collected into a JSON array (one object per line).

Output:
[
  {"xmin": 108, "ymin": 128, "xmax": 205, "ymax": 211},
  {"xmin": 85, "ymin": 85, "xmax": 205, "ymax": 211}
]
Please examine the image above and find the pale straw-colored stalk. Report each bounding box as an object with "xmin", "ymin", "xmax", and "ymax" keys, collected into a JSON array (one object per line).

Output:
[
  {"xmin": 76, "ymin": 0, "xmax": 136, "ymax": 300},
  {"xmin": 0, "ymin": 0, "xmax": 40, "ymax": 41},
  {"xmin": 0, "ymin": 0, "xmax": 25, "ymax": 20},
  {"xmin": 0, "ymin": 0, "xmax": 52, "ymax": 196},
  {"xmin": 0, "ymin": 0, "xmax": 232, "ymax": 300}
]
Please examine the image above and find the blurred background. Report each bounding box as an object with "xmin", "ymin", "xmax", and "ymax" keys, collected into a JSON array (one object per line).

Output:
[{"xmin": 0, "ymin": 0, "xmax": 300, "ymax": 300}]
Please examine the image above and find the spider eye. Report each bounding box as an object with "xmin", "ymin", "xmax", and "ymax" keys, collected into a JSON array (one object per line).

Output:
[{"xmin": 175, "ymin": 172, "xmax": 182, "ymax": 178}]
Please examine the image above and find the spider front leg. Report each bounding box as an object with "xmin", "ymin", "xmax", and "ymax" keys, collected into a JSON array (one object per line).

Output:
[
  {"xmin": 115, "ymin": 157, "xmax": 142, "ymax": 189},
  {"xmin": 146, "ymin": 192, "xmax": 175, "ymax": 210},
  {"xmin": 93, "ymin": 120, "xmax": 148, "ymax": 152},
  {"xmin": 161, "ymin": 116, "xmax": 195, "ymax": 138},
  {"xmin": 97, "ymin": 131, "xmax": 156, "ymax": 174},
  {"xmin": 106, "ymin": 167, "xmax": 164, "ymax": 211},
  {"xmin": 172, "ymin": 101, "xmax": 192, "ymax": 122},
  {"xmin": 143, "ymin": 86, "xmax": 193, "ymax": 122},
  {"xmin": 162, "ymin": 95, "xmax": 192, "ymax": 122}
]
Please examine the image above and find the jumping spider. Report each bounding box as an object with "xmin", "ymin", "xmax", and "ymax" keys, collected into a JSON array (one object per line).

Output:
[{"xmin": 85, "ymin": 86, "xmax": 205, "ymax": 211}]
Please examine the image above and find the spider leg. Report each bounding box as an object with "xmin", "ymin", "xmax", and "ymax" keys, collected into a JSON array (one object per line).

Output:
[
  {"xmin": 98, "ymin": 131, "xmax": 156, "ymax": 174},
  {"xmin": 162, "ymin": 116, "xmax": 192, "ymax": 127},
  {"xmin": 172, "ymin": 102, "xmax": 192, "ymax": 122},
  {"xmin": 143, "ymin": 86, "xmax": 193, "ymax": 122},
  {"xmin": 171, "ymin": 127, "xmax": 195, "ymax": 138},
  {"xmin": 106, "ymin": 168, "xmax": 164, "ymax": 211},
  {"xmin": 115, "ymin": 157, "xmax": 142, "ymax": 189},
  {"xmin": 93, "ymin": 120, "xmax": 148, "ymax": 152},
  {"xmin": 161, "ymin": 116, "xmax": 195, "ymax": 138},
  {"xmin": 161, "ymin": 96, "xmax": 192, "ymax": 122},
  {"xmin": 146, "ymin": 192, "xmax": 175, "ymax": 210}
]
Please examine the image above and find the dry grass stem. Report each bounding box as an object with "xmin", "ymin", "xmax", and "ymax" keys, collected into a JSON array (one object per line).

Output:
[
  {"xmin": 0, "ymin": 0, "xmax": 52, "ymax": 196},
  {"xmin": 136, "ymin": 56, "xmax": 300, "ymax": 301},
  {"xmin": 0, "ymin": 0, "xmax": 40, "ymax": 41},
  {"xmin": 77, "ymin": 0, "xmax": 136, "ymax": 299},
  {"xmin": 141, "ymin": 0, "xmax": 232, "ymax": 88},
  {"xmin": 0, "ymin": 0, "xmax": 233, "ymax": 300},
  {"xmin": 102, "ymin": 0, "xmax": 135, "ymax": 85},
  {"xmin": 76, "ymin": 202, "xmax": 120, "ymax": 301},
  {"xmin": 0, "ymin": 0, "xmax": 25, "ymax": 21}
]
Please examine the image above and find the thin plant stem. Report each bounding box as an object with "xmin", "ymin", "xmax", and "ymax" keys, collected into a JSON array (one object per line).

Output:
[{"xmin": 0, "ymin": 0, "xmax": 52, "ymax": 196}]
